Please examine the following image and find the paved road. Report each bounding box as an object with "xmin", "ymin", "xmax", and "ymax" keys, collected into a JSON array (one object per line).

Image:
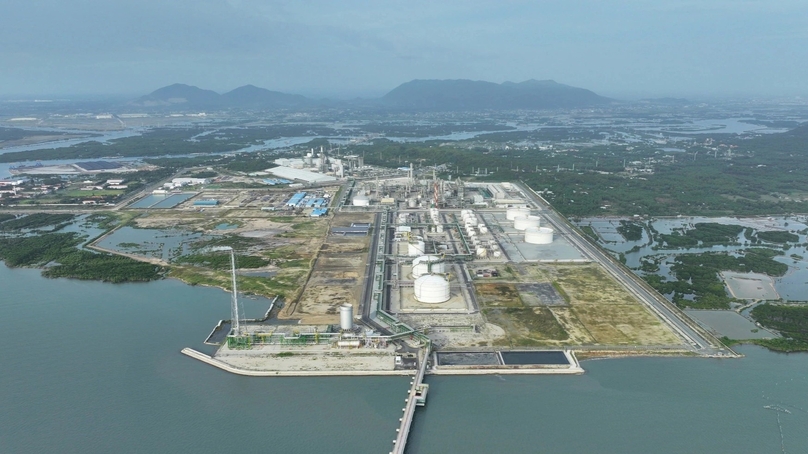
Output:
[{"xmin": 516, "ymin": 182, "xmax": 733, "ymax": 357}]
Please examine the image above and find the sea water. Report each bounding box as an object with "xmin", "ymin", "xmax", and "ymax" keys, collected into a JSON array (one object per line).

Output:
[{"xmin": 1, "ymin": 265, "xmax": 807, "ymax": 453}]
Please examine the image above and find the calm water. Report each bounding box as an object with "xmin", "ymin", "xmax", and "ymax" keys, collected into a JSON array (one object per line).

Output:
[
  {"xmin": 580, "ymin": 216, "xmax": 808, "ymax": 300},
  {"xmin": 2, "ymin": 265, "xmax": 808, "ymax": 453}
]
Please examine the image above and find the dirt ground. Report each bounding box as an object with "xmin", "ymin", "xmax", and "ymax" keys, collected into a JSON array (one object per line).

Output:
[
  {"xmin": 472, "ymin": 263, "xmax": 681, "ymax": 347},
  {"xmin": 283, "ymin": 212, "xmax": 374, "ymax": 324}
]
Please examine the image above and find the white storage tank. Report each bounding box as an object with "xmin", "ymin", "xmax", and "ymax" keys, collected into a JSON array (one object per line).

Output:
[
  {"xmin": 414, "ymin": 275, "xmax": 451, "ymax": 303},
  {"xmin": 506, "ymin": 207, "xmax": 531, "ymax": 221},
  {"xmin": 493, "ymin": 250, "xmax": 502, "ymax": 258},
  {"xmin": 339, "ymin": 304, "xmax": 353, "ymax": 330},
  {"xmin": 525, "ymin": 226, "xmax": 554, "ymax": 244},
  {"xmin": 412, "ymin": 255, "xmax": 446, "ymax": 278},
  {"xmin": 436, "ymin": 225, "xmax": 444, "ymax": 233},
  {"xmin": 514, "ymin": 215, "xmax": 540, "ymax": 231},
  {"xmin": 352, "ymin": 194, "xmax": 370, "ymax": 206},
  {"xmin": 476, "ymin": 247, "xmax": 488, "ymax": 258},
  {"xmin": 407, "ymin": 198, "xmax": 417, "ymax": 208},
  {"xmin": 479, "ymin": 226, "xmax": 489, "ymax": 234},
  {"xmin": 408, "ymin": 240, "xmax": 426, "ymax": 256}
]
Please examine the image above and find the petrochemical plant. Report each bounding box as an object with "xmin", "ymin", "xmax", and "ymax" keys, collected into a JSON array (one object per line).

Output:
[{"xmin": 201, "ymin": 174, "xmax": 585, "ymax": 364}]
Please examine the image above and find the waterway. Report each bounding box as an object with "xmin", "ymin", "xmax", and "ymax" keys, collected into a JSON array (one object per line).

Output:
[{"xmin": 2, "ymin": 265, "xmax": 808, "ymax": 453}]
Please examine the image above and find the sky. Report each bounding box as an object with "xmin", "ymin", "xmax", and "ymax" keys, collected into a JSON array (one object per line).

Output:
[{"xmin": 1, "ymin": 0, "xmax": 807, "ymax": 99}]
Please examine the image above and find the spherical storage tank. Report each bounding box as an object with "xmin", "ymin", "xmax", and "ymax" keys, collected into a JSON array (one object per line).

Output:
[
  {"xmin": 408, "ymin": 240, "xmax": 426, "ymax": 256},
  {"xmin": 412, "ymin": 255, "xmax": 446, "ymax": 278},
  {"xmin": 414, "ymin": 275, "xmax": 450, "ymax": 303},
  {"xmin": 506, "ymin": 207, "xmax": 531, "ymax": 221},
  {"xmin": 513, "ymin": 215, "xmax": 541, "ymax": 231},
  {"xmin": 525, "ymin": 226, "xmax": 554, "ymax": 244}
]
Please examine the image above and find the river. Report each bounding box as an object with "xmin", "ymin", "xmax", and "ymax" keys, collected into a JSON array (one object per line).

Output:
[{"xmin": 2, "ymin": 265, "xmax": 807, "ymax": 453}]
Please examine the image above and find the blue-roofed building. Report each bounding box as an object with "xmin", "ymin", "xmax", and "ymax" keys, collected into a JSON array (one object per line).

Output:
[
  {"xmin": 305, "ymin": 198, "xmax": 326, "ymax": 208},
  {"xmin": 262, "ymin": 178, "xmax": 292, "ymax": 186},
  {"xmin": 286, "ymin": 192, "xmax": 306, "ymax": 207},
  {"xmin": 193, "ymin": 199, "xmax": 219, "ymax": 206},
  {"xmin": 310, "ymin": 208, "xmax": 328, "ymax": 217}
]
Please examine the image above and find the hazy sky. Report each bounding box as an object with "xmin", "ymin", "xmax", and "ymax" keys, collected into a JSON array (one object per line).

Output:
[{"xmin": 2, "ymin": 0, "xmax": 807, "ymax": 98}]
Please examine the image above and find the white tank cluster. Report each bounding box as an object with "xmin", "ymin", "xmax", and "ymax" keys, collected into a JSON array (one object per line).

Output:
[
  {"xmin": 524, "ymin": 226, "xmax": 554, "ymax": 244},
  {"xmin": 408, "ymin": 239, "xmax": 426, "ymax": 256},
  {"xmin": 412, "ymin": 255, "xmax": 445, "ymax": 278},
  {"xmin": 339, "ymin": 304, "xmax": 353, "ymax": 330},
  {"xmin": 461, "ymin": 210, "xmax": 481, "ymax": 237},
  {"xmin": 506, "ymin": 207, "xmax": 531, "ymax": 221},
  {"xmin": 352, "ymin": 193, "xmax": 370, "ymax": 206},
  {"xmin": 414, "ymin": 274, "xmax": 451, "ymax": 303},
  {"xmin": 397, "ymin": 213, "xmax": 409, "ymax": 224},
  {"xmin": 513, "ymin": 215, "xmax": 541, "ymax": 231}
]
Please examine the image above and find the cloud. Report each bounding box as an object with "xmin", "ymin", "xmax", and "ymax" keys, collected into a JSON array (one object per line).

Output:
[{"xmin": 0, "ymin": 0, "xmax": 807, "ymax": 96}]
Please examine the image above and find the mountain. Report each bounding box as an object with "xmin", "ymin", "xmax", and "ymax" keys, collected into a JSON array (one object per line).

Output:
[
  {"xmin": 129, "ymin": 84, "xmax": 311, "ymax": 110},
  {"xmin": 130, "ymin": 83, "xmax": 223, "ymax": 107},
  {"xmin": 130, "ymin": 79, "xmax": 611, "ymax": 111},
  {"xmin": 380, "ymin": 79, "xmax": 611, "ymax": 110},
  {"xmin": 221, "ymin": 85, "xmax": 311, "ymax": 109}
]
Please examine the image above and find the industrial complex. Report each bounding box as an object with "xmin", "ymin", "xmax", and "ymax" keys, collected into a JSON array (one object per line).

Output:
[{"xmin": 36, "ymin": 148, "xmax": 729, "ymax": 453}]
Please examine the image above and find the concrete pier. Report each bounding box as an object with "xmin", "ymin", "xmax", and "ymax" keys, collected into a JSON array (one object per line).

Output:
[
  {"xmin": 181, "ymin": 348, "xmax": 412, "ymax": 377},
  {"xmin": 392, "ymin": 347, "xmax": 430, "ymax": 454}
]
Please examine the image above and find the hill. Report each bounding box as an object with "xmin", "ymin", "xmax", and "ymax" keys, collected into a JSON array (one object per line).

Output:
[
  {"xmin": 129, "ymin": 84, "xmax": 311, "ymax": 110},
  {"xmin": 380, "ymin": 79, "xmax": 611, "ymax": 110},
  {"xmin": 130, "ymin": 83, "xmax": 223, "ymax": 108},
  {"xmin": 221, "ymin": 85, "xmax": 311, "ymax": 109}
]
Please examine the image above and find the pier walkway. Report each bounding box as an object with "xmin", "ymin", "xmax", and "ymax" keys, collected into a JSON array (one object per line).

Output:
[{"xmin": 392, "ymin": 345, "xmax": 430, "ymax": 454}]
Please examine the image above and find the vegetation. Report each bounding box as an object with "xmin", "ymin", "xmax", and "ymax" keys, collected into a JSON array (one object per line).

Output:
[
  {"xmin": 752, "ymin": 304, "xmax": 808, "ymax": 340},
  {"xmin": 0, "ymin": 233, "xmax": 164, "ymax": 283},
  {"xmin": 644, "ymin": 248, "xmax": 788, "ymax": 309},
  {"xmin": 655, "ymin": 223, "xmax": 744, "ymax": 249},
  {"xmin": 0, "ymin": 213, "xmax": 17, "ymax": 224},
  {"xmin": 580, "ymin": 225, "xmax": 599, "ymax": 242},
  {"xmin": 616, "ymin": 220, "xmax": 644, "ymax": 241},
  {"xmin": 176, "ymin": 253, "xmax": 270, "ymax": 270},
  {"xmin": 169, "ymin": 266, "xmax": 306, "ymax": 299},
  {"xmin": 0, "ymin": 213, "xmax": 75, "ymax": 231},
  {"xmin": 352, "ymin": 123, "xmax": 808, "ymax": 217},
  {"xmin": 756, "ymin": 230, "xmax": 799, "ymax": 244}
]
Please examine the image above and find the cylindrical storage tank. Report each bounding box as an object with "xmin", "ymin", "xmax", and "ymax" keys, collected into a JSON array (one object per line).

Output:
[
  {"xmin": 493, "ymin": 251, "xmax": 502, "ymax": 258},
  {"xmin": 514, "ymin": 215, "xmax": 540, "ymax": 231},
  {"xmin": 476, "ymin": 247, "xmax": 487, "ymax": 258},
  {"xmin": 339, "ymin": 304, "xmax": 353, "ymax": 330},
  {"xmin": 352, "ymin": 194, "xmax": 370, "ymax": 206},
  {"xmin": 414, "ymin": 275, "xmax": 450, "ymax": 303},
  {"xmin": 408, "ymin": 198, "xmax": 417, "ymax": 208},
  {"xmin": 337, "ymin": 340, "xmax": 361, "ymax": 348},
  {"xmin": 524, "ymin": 227, "xmax": 554, "ymax": 244},
  {"xmin": 436, "ymin": 224, "xmax": 444, "ymax": 233},
  {"xmin": 412, "ymin": 255, "xmax": 446, "ymax": 278},
  {"xmin": 479, "ymin": 226, "xmax": 489, "ymax": 234},
  {"xmin": 506, "ymin": 207, "xmax": 531, "ymax": 221},
  {"xmin": 491, "ymin": 243, "xmax": 500, "ymax": 251},
  {"xmin": 408, "ymin": 240, "xmax": 425, "ymax": 256}
]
